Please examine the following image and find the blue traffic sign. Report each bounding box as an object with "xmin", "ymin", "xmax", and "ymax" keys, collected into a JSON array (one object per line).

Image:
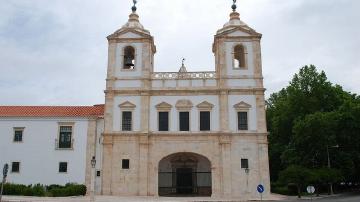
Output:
[{"xmin": 257, "ymin": 184, "xmax": 264, "ymax": 193}]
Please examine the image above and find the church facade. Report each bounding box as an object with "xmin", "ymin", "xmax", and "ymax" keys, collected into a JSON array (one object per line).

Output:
[
  {"xmin": 100, "ymin": 2, "xmax": 270, "ymax": 200},
  {"xmin": 0, "ymin": 2, "xmax": 270, "ymax": 201}
]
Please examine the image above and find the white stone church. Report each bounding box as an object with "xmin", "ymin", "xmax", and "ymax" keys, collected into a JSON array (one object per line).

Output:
[{"xmin": 0, "ymin": 2, "xmax": 270, "ymax": 200}]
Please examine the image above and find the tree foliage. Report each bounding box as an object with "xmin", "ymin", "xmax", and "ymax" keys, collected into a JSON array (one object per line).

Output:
[{"xmin": 267, "ymin": 65, "xmax": 360, "ymax": 190}]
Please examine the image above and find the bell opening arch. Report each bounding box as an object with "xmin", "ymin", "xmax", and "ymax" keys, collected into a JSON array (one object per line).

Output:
[{"xmin": 158, "ymin": 152, "xmax": 212, "ymax": 197}]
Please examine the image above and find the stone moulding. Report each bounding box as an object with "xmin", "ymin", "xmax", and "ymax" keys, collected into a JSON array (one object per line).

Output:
[
  {"xmin": 196, "ymin": 101, "xmax": 214, "ymax": 110},
  {"xmin": 175, "ymin": 99, "xmax": 193, "ymax": 110},
  {"xmin": 152, "ymin": 71, "xmax": 217, "ymax": 80},
  {"xmin": 155, "ymin": 102, "xmax": 172, "ymax": 111},
  {"xmin": 233, "ymin": 101, "xmax": 251, "ymax": 110},
  {"xmin": 118, "ymin": 101, "xmax": 136, "ymax": 109}
]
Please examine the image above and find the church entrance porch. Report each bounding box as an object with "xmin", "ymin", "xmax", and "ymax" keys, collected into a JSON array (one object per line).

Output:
[{"xmin": 158, "ymin": 152, "xmax": 212, "ymax": 197}]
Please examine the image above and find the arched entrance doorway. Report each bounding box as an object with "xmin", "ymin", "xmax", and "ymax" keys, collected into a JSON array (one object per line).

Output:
[{"xmin": 158, "ymin": 152, "xmax": 212, "ymax": 197}]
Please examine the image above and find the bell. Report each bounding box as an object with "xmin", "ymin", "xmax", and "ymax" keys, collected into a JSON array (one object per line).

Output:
[{"xmin": 125, "ymin": 57, "xmax": 134, "ymax": 67}]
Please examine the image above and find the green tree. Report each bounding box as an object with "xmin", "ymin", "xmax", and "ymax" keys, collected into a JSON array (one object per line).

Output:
[
  {"xmin": 278, "ymin": 165, "xmax": 312, "ymax": 198},
  {"xmin": 267, "ymin": 64, "xmax": 360, "ymax": 188}
]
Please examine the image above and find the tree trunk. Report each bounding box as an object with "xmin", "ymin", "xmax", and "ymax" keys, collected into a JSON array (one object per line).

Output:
[{"xmin": 297, "ymin": 185, "xmax": 301, "ymax": 198}]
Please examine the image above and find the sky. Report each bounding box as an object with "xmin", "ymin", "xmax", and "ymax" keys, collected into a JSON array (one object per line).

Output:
[{"xmin": 0, "ymin": 0, "xmax": 359, "ymax": 106}]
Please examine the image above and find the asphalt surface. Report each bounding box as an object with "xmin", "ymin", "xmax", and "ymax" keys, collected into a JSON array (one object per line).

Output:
[{"xmin": 264, "ymin": 193, "xmax": 360, "ymax": 202}]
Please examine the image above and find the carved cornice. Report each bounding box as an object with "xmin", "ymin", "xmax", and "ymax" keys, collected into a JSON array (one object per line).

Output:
[
  {"xmin": 196, "ymin": 101, "xmax": 214, "ymax": 110},
  {"xmin": 175, "ymin": 99, "xmax": 193, "ymax": 110},
  {"xmin": 155, "ymin": 102, "xmax": 172, "ymax": 111}
]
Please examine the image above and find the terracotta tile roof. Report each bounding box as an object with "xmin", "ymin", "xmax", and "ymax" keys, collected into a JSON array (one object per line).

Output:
[{"xmin": 0, "ymin": 104, "xmax": 104, "ymax": 117}]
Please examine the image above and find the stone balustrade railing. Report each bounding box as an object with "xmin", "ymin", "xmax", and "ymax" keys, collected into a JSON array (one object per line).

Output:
[{"xmin": 151, "ymin": 71, "xmax": 217, "ymax": 79}]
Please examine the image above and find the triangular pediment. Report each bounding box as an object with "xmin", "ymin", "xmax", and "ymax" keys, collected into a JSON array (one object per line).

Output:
[
  {"xmin": 233, "ymin": 101, "xmax": 251, "ymax": 110},
  {"xmin": 216, "ymin": 26, "xmax": 261, "ymax": 38},
  {"xmin": 155, "ymin": 102, "xmax": 172, "ymax": 110},
  {"xmin": 196, "ymin": 101, "xmax": 214, "ymax": 110},
  {"xmin": 119, "ymin": 101, "xmax": 136, "ymax": 109},
  {"xmin": 107, "ymin": 29, "xmax": 151, "ymax": 40}
]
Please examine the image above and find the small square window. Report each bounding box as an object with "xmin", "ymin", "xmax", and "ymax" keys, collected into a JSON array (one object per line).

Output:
[
  {"xmin": 59, "ymin": 162, "xmax": 68, "ymax": 173},
  {"xmin": 241, "ymin": 159, "xmax": 249, "ymax": 169},
  {"xmin": 14, "ymin": 129, "xmax": 23, "ymax": 142},
  {"xmin": 122, "ymin": 159, "xmax": 130, "ymax": 169},
  {"xmin": 11, "ymin": 162, "xmax": 20, "ymax": 173},
  {"xmin": 96, "ymin": 170, "xmax": 101, "ymax": 177}
]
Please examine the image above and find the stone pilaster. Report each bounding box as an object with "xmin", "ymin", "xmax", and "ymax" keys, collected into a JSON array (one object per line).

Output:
[
  {"xmin": 252, "ymin": 39, "xmax": 264, "ymax": 88},
  {"xmin": 101, "ymin": 135, "xmax": 113, "ymax": 195},
  {"xmin": 84, "ymin": 119, "xmax": 97, "ymax": 195},
  {"xmin": 138, "ymin": 135, "xmax": 149, "ymax": 195},
  {"xmin": 219, "ymin": 91, "xmax": 229, "ymax": 132},
  {"xmin": 219, "ymin": 135, "xmax": 232, "ymax": 197},
  {"xmin": 255, "ymin": 92, "xmax": 267, "ymax": 133}
]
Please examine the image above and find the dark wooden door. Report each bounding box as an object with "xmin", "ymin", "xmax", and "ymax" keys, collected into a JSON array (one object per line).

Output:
[{"xmin": 176, "ymin": 168, "xmax": 193, "ymax": 194}]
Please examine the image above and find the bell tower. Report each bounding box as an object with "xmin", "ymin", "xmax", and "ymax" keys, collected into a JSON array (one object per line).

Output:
[
  {"xmin": 104, "ymin": 1, "xmax": 156, "ymax": 134},
  {"xmin": 213, "ymin": 0, "xmax": 263, "ymax": 89}
]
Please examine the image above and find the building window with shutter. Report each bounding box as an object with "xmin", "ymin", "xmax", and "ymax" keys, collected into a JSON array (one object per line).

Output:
[
  {"xmin": 59, "ymin": 162, "xmax": 68, "ymax": 173},
  {"xmin": 13, "ymin": 128, "xmax": 24, "ymax": 142},
  {"xmin": 59, "ymin": 126, "xmax": 73, "ymax": 149},
  {"xmin": 179, "ymin": 112, "xmax": 190, "ymax": 131},
  {"xmin": 158, "ymin": 111, "xmax": 169, "ymax": 131},
  {"xmin": 11, "ymin": 162, "xmax": 20, "ymax": 173},
  {"xmin": 238, "ymin": 112, "xmax": 248, "ymax": 130},
  {"xmin": 122, "ymin": 111, "xmax": 132, "ymax": 131},
  {"xmin": 200, "ymin": 111, "xmax": 210, "ymax": 131}
]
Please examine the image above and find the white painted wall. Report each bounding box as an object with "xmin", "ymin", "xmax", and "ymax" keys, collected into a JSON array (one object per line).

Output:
[
  {"xmin": 228, "ymin": 95, "xmax": 257, "ymax": 131},
  {"xmin": 150, "ymin": 95, "xmax": 220, "ymax": 132},
  {"xmin": 113, "ymin": 96, "xmax": 142, "ymax": 132},
  {"xmin": 0, "ymin": 118, "xmax": 90, "ymax": 185}
]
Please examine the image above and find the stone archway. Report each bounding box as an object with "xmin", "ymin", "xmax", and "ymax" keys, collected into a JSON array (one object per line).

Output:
[{"xmin": 158, "ymin": 152, "xmax": 212, "ymax": 197}]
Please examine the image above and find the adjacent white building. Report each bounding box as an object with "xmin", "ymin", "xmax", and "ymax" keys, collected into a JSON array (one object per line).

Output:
[{"xmin": 0, "ymin": 106, "xmax": 103, "ymax": 186}]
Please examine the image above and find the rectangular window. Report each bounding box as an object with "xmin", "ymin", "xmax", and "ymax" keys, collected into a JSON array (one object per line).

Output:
[
  {"xmin": 241, "ymin": 159, "xmax": 249, "ymax": 169},
  {"xmin": 238, "ymin": 112, "xmax": 248, "ymax": 130},
  {"xmin": 158, "ymin": 112, "xmax": 169, "ymax": 131},
  {"xmin": 59, "ymin": 126, "xmax": 72, "ymax": 148},
  {"xmin": 179, "ymin": 112, "xmax": 190, "ymax": 131},
  {"xmin": 96, "ymin": 170, "xmax": 101, "ymax": 177},
  {"xmin": 200, "ymin": 111, "xmax": 211, "ymax": 131},
  {"xmin": 122, "ymin": 159, "xmax": 130, "ymax": 169},
  {"xmin": 13, "ymin": 128, "xmax": 24, "ymax": 142},
  {"xmin": 122, "ymin": 111, "xmax": 132, "ymax": 131},
  {"xmin": 11, "ymin": 162, "xmax": 20, "ymax": 173},
  {"xmin": 59, "ymin": 162, "xmax": 68, "ymax": 173}
]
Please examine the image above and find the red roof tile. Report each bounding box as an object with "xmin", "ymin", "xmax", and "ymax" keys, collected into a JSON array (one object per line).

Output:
[{"xmin": 0, "ymin": 104, "xmax": 104, "ymax": 117}]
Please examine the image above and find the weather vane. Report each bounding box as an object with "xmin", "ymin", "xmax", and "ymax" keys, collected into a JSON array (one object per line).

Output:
[
  {"xmin": 232, "ymin": 0, "xmax": 237, "ymax": 12},
  {"xmin": 132, "ymin": 0, "xmax": 138, "ymax": 12}
]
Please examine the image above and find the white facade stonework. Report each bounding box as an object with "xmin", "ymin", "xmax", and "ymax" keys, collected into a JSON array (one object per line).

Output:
[{"xmin": 100, "ymin": 7, "xmax": 270, "ymax": 201}]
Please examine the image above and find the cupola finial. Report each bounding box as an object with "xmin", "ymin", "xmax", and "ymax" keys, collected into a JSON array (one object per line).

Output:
[
  {"xmin": 231, "ymin": 0, "xmax": 237, "ymax": 12},
  {"xmin": 132, "ymin": 0, "xmax": 138, "ymax": 13}
]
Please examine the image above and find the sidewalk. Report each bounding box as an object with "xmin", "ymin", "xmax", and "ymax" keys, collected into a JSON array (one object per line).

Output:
[{"xmin": 1, "ymin": 194, "xmax": 288, "ymax": 202}]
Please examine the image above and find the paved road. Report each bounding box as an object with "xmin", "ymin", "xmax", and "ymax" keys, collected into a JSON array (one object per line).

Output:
[{"xmin": 264, "ymin": 193, "xmax": 360, "ymax": 202}]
